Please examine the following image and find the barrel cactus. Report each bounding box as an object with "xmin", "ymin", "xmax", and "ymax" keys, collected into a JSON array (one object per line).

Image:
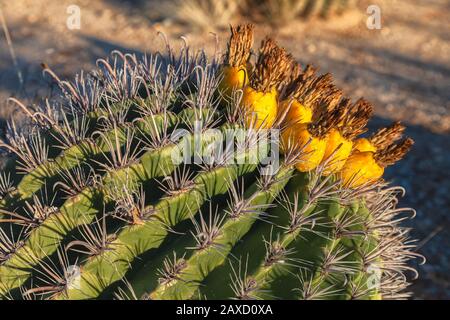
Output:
[{"xmin": 0, "ymin": 24, "xmax": 423, "ymax": 300}]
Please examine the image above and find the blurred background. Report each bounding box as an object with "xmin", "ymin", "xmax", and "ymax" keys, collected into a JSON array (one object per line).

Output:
[{"xmin": 0, "ymin": 0, "xmax": 448, "ymax": 299}]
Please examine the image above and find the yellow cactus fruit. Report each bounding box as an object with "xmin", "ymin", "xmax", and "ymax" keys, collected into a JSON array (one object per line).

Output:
[
  {"xmin": 242, "ymin": 86, "xmax": 278, "ymax": 129},
  {"xmin": 340, "ymin": 151, "xmax": 385, "ymax": 188},
  {"xmin": 242, "ymin": 38, "xmax": 291, "ymax": 129},
  {"xmin": 219, "ymin": 66, "xmax": 248, "ymax": 95},
  {"xmin": 341, "ymin": 138, "xmax": 414, "ymax": 188},
  {"xmin": 279, "ymin": 100, "xmax": 313, "ymax": 125},
  {"xmin": 219, "ymin": 24, "xmax": 254, "ymax": 97},
  {"xmin": 281, "ymin": 103, "xmax": 342, "ymax": 172},
  {"xmin": 353, "ymin": 137, "xmax": 376, "ymax": 153},
  {"xmin": 322, "ymin": 98, "xmax": 373, "ymax": 175},
  {"xmin": 353, "ymin": 121, "xmax": 405, "ymax": 153},
  {"xmin": 322, "ymin": 128, "xmax": 354, "ymax": 175},
  {"xmin": 281, "ymin": 123, "xmax": 329, "ymax": 172}
]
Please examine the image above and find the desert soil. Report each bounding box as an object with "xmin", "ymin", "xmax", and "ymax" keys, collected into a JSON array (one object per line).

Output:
[{"xmin": 0, "ymin": 0, "xmax": 449, "ymax": 299}]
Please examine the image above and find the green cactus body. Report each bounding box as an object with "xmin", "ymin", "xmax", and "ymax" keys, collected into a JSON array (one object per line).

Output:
[
  {"xmin": 59, "ymin": 164, "xmax": 252, "ymax": 299},
  {"xmin": 195, "ymin": 172, "xmax": 333, "ymax": 299},
  {"xmin": 146, "ymin": 165, "xmax": 293, "ymax": 300}
]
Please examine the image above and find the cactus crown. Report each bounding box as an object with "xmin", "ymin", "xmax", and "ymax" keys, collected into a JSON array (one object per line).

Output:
[
  {"xmin": 374, "ymin": 138, "xmax": 414, "ymax": 167},
  {"xmin": 370, "ymin": 121, "xmax": 406, "ymax": 150},
  {"xmin": 250, "ymin": 38, "xmax": 291, "ymax": 93},
  {"xmin": 305, "ymin": 92, "xmax": 344, "ymax": 138},
  {"xmin": 224, "ymin": 23, "xmax": 254, "ymax": 67},
  {"xmin": 281, "ymin": 62, "xmax": 317, "ymax": 96},
  {"xmin": 285, "ymin": 70, "xmax": 341, "ymax": 111},
  {"xmin": 339, "ymin": 98, "xmax": 374, "ymax": 139}
]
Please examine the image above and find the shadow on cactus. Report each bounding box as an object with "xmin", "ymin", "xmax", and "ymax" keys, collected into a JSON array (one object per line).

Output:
[{"xmin": 0, "ymin": 24, "xmax": 424, "ymax": 300}]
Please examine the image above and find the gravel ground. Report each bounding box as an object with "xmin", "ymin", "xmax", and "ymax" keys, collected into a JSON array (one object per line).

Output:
[{"xmin": 0, "ymin": 0, "xmax": 448, "ymax": 299}]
